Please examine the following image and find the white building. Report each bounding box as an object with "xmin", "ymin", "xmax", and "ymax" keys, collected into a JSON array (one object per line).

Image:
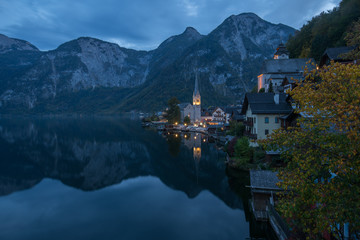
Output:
[
  {"xmin": 241, "ymin": 93, "xmax": 292, "ymax": 145},
  {"xmin": 179, "ymin": 74, "xmax": 201, "ymax": 123},
  {"xmin": 257, "ymin": 43, "xmax": 314, "ymax": 93}
]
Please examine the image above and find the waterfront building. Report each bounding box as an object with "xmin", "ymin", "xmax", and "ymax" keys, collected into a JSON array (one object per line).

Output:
[
  {"xmin": 241, "ymin": 93, "xmax": 292, "ymax": 146},
  {"xmin": 179, "ymin": 74, "xmax": 201, "ymax": 123}
]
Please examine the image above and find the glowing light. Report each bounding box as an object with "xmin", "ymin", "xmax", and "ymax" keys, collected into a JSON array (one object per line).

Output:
[
  {"xmin": 175, "ymin": 122, "xmax": 178, "ymax": 125},
  {"xmin": 175, "ymin": 134, "xmax": 178, "ymax": 138},
  {"xmin": 203, "ymin": 139, "xmax": 206, "ymax": 142},
  {"xmin": 194, "ymin": 136, "xmax": 197, "ymax": 139}
]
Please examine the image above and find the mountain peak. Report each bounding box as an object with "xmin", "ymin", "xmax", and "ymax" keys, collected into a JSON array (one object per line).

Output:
[
  {"xmin": 183, "ymin": 26, "xmax": 200, "ymax": 34},
  {"xmin": 0, "ymin": 34, "xmax": 39, "ymax": 53},
  {"xmin": 182, "ymin": 27, "xmax": 202, "ymax": 40}
]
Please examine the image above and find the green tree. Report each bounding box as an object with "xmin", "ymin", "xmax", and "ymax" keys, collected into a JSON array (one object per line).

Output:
[
  {"xmin": 262, "ymin": 62, "xmax": 360, "ymax": 238},
  {"xmin": 251, "ymin": 84, "xmax": 258, "ymax": 93},
  {"xmin": 234, "ymin": 137, "xmax": 251, "ymax": 166},
  {"xmin": 183, "ymin": 115, "xmax": 191, "ymax": 125},
  {"xmin": 228, "ymin": 121, "xmax": 245, "ymax": 137},
  {"xmin": 166, "ymin": 97, "xmax": 180, "ymax": 124},
  {"xmin": 258, "ymin": 88, "xmax": 265, "ymax": 93},
  {"xmin": 286, "ymin": 0, "xmax": 360, "ymax": 61},
  {"xmin": 268, "ymin": 82, "xmax": 273, "ymax": 93}
]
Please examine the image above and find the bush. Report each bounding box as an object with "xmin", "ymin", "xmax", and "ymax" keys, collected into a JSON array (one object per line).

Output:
[
  {"xmin": 234, "ymin": 137, "xmax": 251, "ymax": 166},
  {"xmin": 183, "ymin": 116, "xmax": 191, "ymax": 125},
  {"xmin": 228, "ymin": 121, "xmax": 245, "ymax": 137},
  {"xmin": 225, "ymin": 137, "xmax": 238, "ymax": 157}
]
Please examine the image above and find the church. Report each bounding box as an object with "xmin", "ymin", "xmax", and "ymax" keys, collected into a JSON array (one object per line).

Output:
[{"xmin": 178, "ymin": 75, "xmax": 201, "ymax": 123}]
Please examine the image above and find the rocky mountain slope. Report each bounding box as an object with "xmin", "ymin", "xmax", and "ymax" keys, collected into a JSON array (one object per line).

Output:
[{"xmin": 0, "ymin": 13, "xmax": 295, "ymax": 113}]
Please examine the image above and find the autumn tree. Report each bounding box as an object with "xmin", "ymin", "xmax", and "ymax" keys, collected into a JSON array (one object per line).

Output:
[
  {"xmin": 342, "ymin": 19, "xmax": 360, "ymax": 60},
  {"xmin": 262, "ymin": 62, "xmax": 360, "ymax": 238}
]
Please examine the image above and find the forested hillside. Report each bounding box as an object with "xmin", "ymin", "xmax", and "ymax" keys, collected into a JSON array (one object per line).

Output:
[{"xmin": 286, "ymin": 0, "xmax": 360, "ymax": 61}]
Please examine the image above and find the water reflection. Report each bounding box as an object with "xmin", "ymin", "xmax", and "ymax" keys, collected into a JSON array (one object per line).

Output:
[
  {"xmin": 0, "ymin": 117, "xmax": 241, "ymax": 208},
  {"xmin": 0, "ymin": 117, "xmax": 277, "ymax": 240}
]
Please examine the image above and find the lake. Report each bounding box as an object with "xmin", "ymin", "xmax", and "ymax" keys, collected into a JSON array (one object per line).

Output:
[{"xmin": 0, "ymin": 117, "xmax": 275, "ymax": 240}]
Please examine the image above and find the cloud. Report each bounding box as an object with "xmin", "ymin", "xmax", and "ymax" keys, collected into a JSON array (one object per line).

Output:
[
  {"xmin": 0, "ymin": 0, "xmax": 343, "ymax": 51},
  {"xmin": 180, "ymin": 0, "xmax": 199, "ymax": 17}
]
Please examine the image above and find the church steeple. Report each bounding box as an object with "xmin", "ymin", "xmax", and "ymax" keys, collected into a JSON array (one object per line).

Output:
[
  {"xmin": 193, "ymin": 73, "xmax": 201, "ymax": 106},
  {"xmin": 274, "ymin": 43, "xmax": 289, "ymax": 59}
]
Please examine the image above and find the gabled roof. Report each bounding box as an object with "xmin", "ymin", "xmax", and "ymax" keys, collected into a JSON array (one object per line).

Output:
[
  {"xmin": 322, "ymin": 46, "xmax": 355, "ymax": 61},
  {"xmin": 250, "ymin": 170, "xmax": 281, "ymax": 190},
  {"xmin": 212, "ymin": 107, "xmax": 225, "ymax": 114},
  {"xmin": 260, "ymin": 58, "xmax": 315, "ymax": 74},
  {"xmin": 274, "ymin": 43, "xmax": 289, "ymax": 56},
  {"xmin": 241, "ymin": 93, "xmax": 292, "ymax": 115}
]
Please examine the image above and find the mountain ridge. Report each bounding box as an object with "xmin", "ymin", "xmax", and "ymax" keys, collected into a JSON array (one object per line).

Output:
[{"xmin": 0, "ymin": 13, "xmax": 296, "ymax": 113}]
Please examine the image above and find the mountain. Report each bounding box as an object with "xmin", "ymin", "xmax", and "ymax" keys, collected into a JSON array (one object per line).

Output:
[{"xmin": 0, "ymin": 13, "xmax": 295, "ymax": 113}]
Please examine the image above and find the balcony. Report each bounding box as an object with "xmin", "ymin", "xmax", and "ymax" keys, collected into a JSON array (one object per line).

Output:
[
  {"xmin": 244, "ymin": 131, "xmax": 257, "ymax": 140},
  {"xmin": 244, "ymin": 120, "xmax": 254, "ymax": 127}
]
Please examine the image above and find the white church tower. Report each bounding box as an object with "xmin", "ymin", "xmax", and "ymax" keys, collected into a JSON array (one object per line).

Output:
[{"xmin": 192, "ymin": 73, "xmax": 201, "ymax": 123}]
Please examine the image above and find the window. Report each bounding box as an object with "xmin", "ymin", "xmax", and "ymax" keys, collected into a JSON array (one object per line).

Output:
[
  {"xmin": 265, "ymin": 117, "xmax": 269, "ymax": 124},
  {"xmin": 275, "ymin": 117, "xmax": 279, "ymax": 123},
  {"xmin": 265, "ymin": 129, "xmax": 269, "ymax": 135}
]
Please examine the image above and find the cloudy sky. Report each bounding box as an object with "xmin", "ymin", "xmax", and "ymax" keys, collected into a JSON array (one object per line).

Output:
[{"xmin": 0, "ymin": 0, "xmax": 341, "ymax": 51}]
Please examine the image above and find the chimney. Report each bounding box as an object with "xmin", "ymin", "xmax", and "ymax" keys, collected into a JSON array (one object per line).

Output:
[{"xmin": 274, "ymin": 93, "xmax": 279, "ymax": 104}]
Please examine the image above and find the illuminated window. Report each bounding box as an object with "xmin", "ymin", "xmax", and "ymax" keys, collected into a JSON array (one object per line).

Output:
[
  {"xmin": 275, "ymin": 117, "xmax": 279, "ymax": 123},
  {"xmin": 265, "ymin": 117, "xmax": 269, "ymax": 124}
]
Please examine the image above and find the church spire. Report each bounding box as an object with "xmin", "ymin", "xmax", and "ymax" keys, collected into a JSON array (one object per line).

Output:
[{"xmin": 193, "ymin": 72, "xmax": 201, "ymax": 106}]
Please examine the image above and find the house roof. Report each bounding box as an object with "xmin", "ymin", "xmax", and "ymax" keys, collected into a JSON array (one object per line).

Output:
[
  {"xmin": 178, "ymin": 103, "xmax": 191, "ymax": 109},
  {"xmin": 260, "ymin": 58, "xmax": 315, "ymax": 74},
  {"xmin": 250, "ymin": 170, "xmax": 281, "ymax": 190},
  {"xmin": 241, "ymin": 93, "xmax": 293, "ymax": 115},
  {"xmin": 283, "ymin": 74, "xmax": 305, "ymax": 84},
  {"xmin": 212, "ymin": 107, "xmax": 224, "ymax": 114},
  {"xmin": 322, "ymin": 46, "xmax": 355, "ymax": 61},
  {"xmin": 224, "ymin": 106, "xmax": 241, "ymax": 114},
  {"xmin": 274, "ymin": 43, "xmax": 289, "ymax": 56}
]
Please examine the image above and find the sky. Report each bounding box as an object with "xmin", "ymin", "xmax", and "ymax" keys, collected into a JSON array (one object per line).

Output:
[{"xmin": 0, "ymin": 0, "xmax": 341, "ymax": 51}]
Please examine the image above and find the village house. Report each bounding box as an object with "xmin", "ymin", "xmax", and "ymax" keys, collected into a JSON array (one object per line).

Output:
[
  {"xmin": 257, "ymin": 43, "xmax": 314, "ymax": 93},
  {"xmin": 211, "ymin": 107, "xmax": 226, "ymax": 124},
  {"xmin": 241, "ymin": 93, "xmax": 292, "ymax": 146},
  {"xmin": 319, "ymin": 46, "xmax": 357, "ymax": 67}
]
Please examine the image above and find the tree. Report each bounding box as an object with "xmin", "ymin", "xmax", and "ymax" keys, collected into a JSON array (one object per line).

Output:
[
  {"xmin": 251, "ymin": 84, "xmax": 258, "ymax": 93},
  {"xmin": 234, "ymin": 137, "xmax": 252, "ymax": 166},
  {"xmin": 262, "ymin": 62, "xmax": 360, "ymax": 238},
  {"xmin": 268, "ymin": 81, "xmax": 273, "ymax": 93},
  {"xmin": 183, "ymin": 116, "xmax": 191, "ymax": 125},
  {"xmin": 166, "ymin": 97, "xmax": 180, "ymax": 124},
  {"xmin": 228, "ymin": 121, "xmax": 245, "ymax": 137},
  {"xmin": 342, "ymin": 19, "xmax": 360, "ymax": 60}
]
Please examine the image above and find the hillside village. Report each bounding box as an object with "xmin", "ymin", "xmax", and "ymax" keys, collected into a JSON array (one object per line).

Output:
[{"xmin": 143, "ymin": 22, "xmax": 360, "ymax": 238}]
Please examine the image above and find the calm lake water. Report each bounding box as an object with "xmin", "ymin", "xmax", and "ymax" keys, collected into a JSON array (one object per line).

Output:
[{"xmin": 0, "ymin": 117, "xmax": 275, "ymax": 240}]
